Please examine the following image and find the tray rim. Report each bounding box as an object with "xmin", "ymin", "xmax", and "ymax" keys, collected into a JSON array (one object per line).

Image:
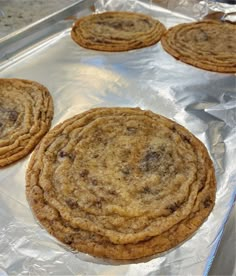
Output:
[{"xmin": 0, "ymin": 0, "xmax": 95, "ymax": 68}]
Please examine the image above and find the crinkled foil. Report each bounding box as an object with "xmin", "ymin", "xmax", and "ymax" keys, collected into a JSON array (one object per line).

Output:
[{"xmin": 0, "ymin": 0, "xmax": 236, "ymax": 275}]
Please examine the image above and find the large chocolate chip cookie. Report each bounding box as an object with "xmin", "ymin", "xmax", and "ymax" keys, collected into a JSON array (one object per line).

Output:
[{"xmin": 26, "ymin": 107, "xmax": 216, "ymax": 260}]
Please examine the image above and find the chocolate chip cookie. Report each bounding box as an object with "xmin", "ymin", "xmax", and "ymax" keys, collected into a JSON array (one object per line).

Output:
[
  {"xmin": 71, "ymin": 11, "xmax": 166, "ymax": 52},
  {"xmin": 0, "ymin": 79, "xmax": 53, "ymax": 167},
  {"xmin": 161, "ymin": 20, "xmax": 236, "ymax": 73},
  {"xmin": 26, "ymin": 107, "xmax": 216, "ymax": 260}
]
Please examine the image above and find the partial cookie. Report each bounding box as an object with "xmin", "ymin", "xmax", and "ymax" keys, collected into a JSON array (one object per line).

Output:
[
  {"xmin": 161, "ymin": 20, "xmax": 236, "ymax": 73},
  {"xmin": 71, "ymin": 11, "xmax": 166, "ymax": 52},
  {"xmin": 0, "ymin": 79, "xmax": 53, "ymax": 167},
  {"xmin": 26, "ymin": 107, "xmax": 216, "ymax": 260}
]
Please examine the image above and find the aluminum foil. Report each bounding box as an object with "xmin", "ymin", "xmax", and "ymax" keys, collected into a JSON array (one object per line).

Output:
[
  {"xmin": 207, "ymin": 0, "xmax": 236, "ymax": 22},
  {"xmin": 0, "ymin": 0, "xmax": 236, "ymax": 275}
]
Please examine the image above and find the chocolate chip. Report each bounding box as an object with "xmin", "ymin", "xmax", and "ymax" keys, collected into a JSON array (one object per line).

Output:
[
  {"xmin": 166, "ymin": 202, "xmax": 180, "ymax": 213},
  {"xmin": 141, "ymin": 18, "xmax": 151, "ymax": 26},
  {"xmin": 96, "ymin": 21, "xmax": 106, "ymax": 25},
  {"xmin": 95, "ymin": 200, "xmax": 102, "ymax": 208},
  {"xmin": 125, "ymin": 21, "xmax": 134, "ymax": 27},
  {"xmin": 183, "ymin": 135, "xmax": 191, "ymax": 143},
  {"xmin": 59, "ymin": 151, "xmax": 67, "ymax": 158},
  {"xmin": 58, "ymin": 150, "xmax": 74, "ymax": 160},
  {"xmin": 170, "ymin": 125, "xmax": 177, "ymax": 132},
  {"xmin": 91, "ymin": 178, "xmax": 98, "ymax": 186},
  {"xmin": 8, "ymin": 111, "xmax": 18, "ymax": 122},
  {"xmin": 203, "ymin": 197, "xmax": 212, "ymax": 208},
  {"xmin": 143, "ymin": 186, "xmax": 151, "ymax": 194},
  {"xmin": 80, "ymin": 169, "xmax": 89, "ymax": 178},
  {"xmin": 140, "ymin": 151, "xmax": 161, "ymax": 172},
  {"xmin": 96, "ymin": 136, "xmax": 102, "ymax": 142},
  {"xmin": 123, "ymin": 149, "xmax": 131, "ymax": 156},
  {"xmin": 108, "ymin": 190, "xmax": 117, "ymax": 196},
  {"xmin": 64, "ymin": 235, "xmax": 73, "ymax": 244},
  {"xmin": 121, "ymin": 167, "xmax": 130, "ymax": 175},
  {"xmin": 0, "ymin": 122, "xmax": 2, "ymax": 127},
  {"xmin": 201, "ymin": 30, "xmax": 208, "ymax": 41},
  {"xmin": 65, "ymin": 198, "xmax": 78, "ymax": 209},
  {"xmin": 146, "ymin": 151, "xmax": 161, "ymax": 160},
  {"xmin": 37, "ymin": 111, "xmax": 42, "ymax": 120},
  {"xmin": 198, "ymin": 177, "xmax": 206, "ymax": 192},
  {"xmin": 103, "ymin": 140, "xmax": 108, "ymax": 146}
]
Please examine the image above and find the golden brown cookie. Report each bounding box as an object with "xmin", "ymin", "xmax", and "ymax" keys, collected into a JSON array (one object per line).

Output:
[
  {"xmin": 0, "ymin": 78, "xmax": 53, "ymax": 167},
  {"xmin": 26, "ymin": 107, "xmax": 216, "ymax": 260},
  {"xmin": 161, "ymin": 20, "xmax": 236, "ymax": 73},
  {"xmin": 71, "ymin": 11, "xmax": 166, "ymax": 52}
]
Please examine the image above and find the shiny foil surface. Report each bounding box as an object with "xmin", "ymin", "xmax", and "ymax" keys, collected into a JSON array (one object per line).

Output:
[{"xmin": 0, "ymin": 0, "xmax": 235, "ymax": 275}]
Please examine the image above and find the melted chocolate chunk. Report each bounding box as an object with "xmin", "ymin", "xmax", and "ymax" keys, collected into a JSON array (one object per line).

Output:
[
  {"xmin": 8, "ymin": 111, "xmax": 18, "ymax": 122},
  {"xmin": 59, "ymin": 151, "xmax": 67, "ymax": 158},
  {"xmin": 103, "ymin": 140, "xmax": 108, "ymax": 146},
  {"xmin": 65, "ymin": 198, "xmax": 78, "ymax": 209},
  {"xmin": 108, "ymin": 190, "xmax": 117, "ymax": 196},
  {"xmin": 143, "ymin": 186, "xmax": 152, "ymax": 194},
  {"xmin": 166, "ymin": 202, "xmax": 180, "ymax": 213},
  {"xmin": 33, "ymin": 199, "xmax": 38, "ymax": 204},
  {"xmin": 95, "ymin": 200, "xmax": 102, "ymax": 208},
  {"xmin": 140, "ymin": 18, "xmax": 151, "ymax": 27},
  {"xmin": 121, "ymin": 167, "xmax": 130, "ymax": 175},
  {"xmin": 140, "ymin": 150, "xmax": 162, "ymax": 172},
  {"xmin": 0, "ymin": 122, "xmax": 3, "ymax": 127},
  {"xmin": 91, "ymin": 178, "xmax": 98, "ymax": 186},
  {"xmin": 64, "ymin": 235, "xmax": 73, "ymax": 245},
  {"xmin": 80, "ymin": 169, "xmax": 89, "ymax": 178},
  {"xmin": 96, "ymin": 21, "xmax": 104, "ymax": 25},
  {"xmin": 37, "ymin": 111, "xmax": 42, "ymax": 120},
  {"xmin": 182, "ymin": 135, "xmax": 191, "ymax": 143},
  {"xmin": 96, "ymin": 136, "xmax": 103, "ymax": 142},
  {"xmin": 170, "ymin": 125, "xmax": 177, "ymax": 132},
  {"xmin": 198, "ymin": 177, "xmax": 206, "ymax": 192},
  {"xmin": 203, "ymin": 197, "xmax": 212, "ymax": 208},
  {"xmin": 58, "ymin": 150, "xmax": 75, "ymax": 161},
  {"xmin": 125, "ymin": 21, "xmax": 134, "ymax": 28},
  {"xmin": 96, "ymin": 21, "xmax": 124, "ymax": 30}
]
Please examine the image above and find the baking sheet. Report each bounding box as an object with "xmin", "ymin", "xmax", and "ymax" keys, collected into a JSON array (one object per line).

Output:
[{"xmin": 0, "ymin": 0, "xmax": 236, "ymax": 275}]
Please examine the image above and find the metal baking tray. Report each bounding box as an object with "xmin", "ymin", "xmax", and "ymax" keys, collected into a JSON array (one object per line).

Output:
[{"xmin": 0, "ymin": 0, "xmax": 235, "ymax": 275}]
